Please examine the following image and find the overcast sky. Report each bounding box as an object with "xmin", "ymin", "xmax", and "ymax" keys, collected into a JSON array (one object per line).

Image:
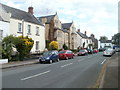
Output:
[{"xmin": 0, "ymin": 0, "xmax": 119, "ymax": 40}]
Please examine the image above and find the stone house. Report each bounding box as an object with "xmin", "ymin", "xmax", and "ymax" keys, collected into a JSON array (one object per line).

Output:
[
  {"xmin": 62, "ymin": 22, "xmax": 77, "ymax": 50},
  {"xmin": 0, "ymin": 3, "xmax": 46, "ymax": 53},
  {"xmin": 38, "ymin": 13, "xmax": 68, "ymax": 49}
]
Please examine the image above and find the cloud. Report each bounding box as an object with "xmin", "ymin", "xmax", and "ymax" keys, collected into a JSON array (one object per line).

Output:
[{"xmin": 1, "ymin": 0, "xmax": 119, "ymax": 40}]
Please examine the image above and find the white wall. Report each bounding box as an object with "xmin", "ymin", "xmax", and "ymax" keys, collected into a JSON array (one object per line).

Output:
[
  {"xmin": 10, "ymin": 18, "xmax": 45, "ymax": 53},
  {"xmin": 0, "ymin": 21, "xmax": 10, "ymax": 38},
  {"xmin": 100, "ymin": 43, "xmax": 113, "ymax": 48}
]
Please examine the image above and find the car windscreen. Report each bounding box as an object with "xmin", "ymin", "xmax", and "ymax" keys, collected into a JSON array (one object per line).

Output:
[
  {"xmin": 105, "ymin": 50, "xmax": 112, "ymax": 52},
  {"xmin": 43, "ymin": 51, "xmax": 52, "ymax": 56},
  {"xmin": 79, "ymin": 50, "xmax": 85, "ymax": 52},
  {"xmin": 59, "ymin": 51, "xmax": 66, "ymax": 54}
]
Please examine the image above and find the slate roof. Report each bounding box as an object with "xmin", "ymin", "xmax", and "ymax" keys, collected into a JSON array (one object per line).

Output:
[
  {"xmin": 0, "ymin": 3, "xmax": 43, "ymax": 26},
  {"xmin": 62, "ymin": 23, "xmax": 72, "ymax": 29},
  {"xmin": 38, "ymin": 14, "xmax": 56, "ymax": 24},
  {"xmin": 100, "ymin": 40, "xmax": 112, "ymax": 43},
  {"xmin": 77, "ymin": 32, "xmax": 88, "ymax": 38}
]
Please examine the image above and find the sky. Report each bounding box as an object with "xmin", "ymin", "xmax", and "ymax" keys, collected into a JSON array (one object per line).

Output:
[{"xmin": 0, "ymin": 0, "xmax": 119, "ymax": 40}]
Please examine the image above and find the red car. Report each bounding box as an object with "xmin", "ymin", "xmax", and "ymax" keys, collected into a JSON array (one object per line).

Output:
[
  {"xmin": 77, "ymin": 49, "xmax": 88, "ymax": 56},
  {"xmin": 93, "ymin": 49, "xmax": 99, "ymax": 53},
  {"xmin": 59, "ymin": 50, "xmax": 74, "ymax": 60}
]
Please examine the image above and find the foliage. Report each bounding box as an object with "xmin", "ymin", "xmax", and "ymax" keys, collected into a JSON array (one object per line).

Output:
[
  {"xmin": 2, "ymin": 35, "xmax": 34, "ymax": 61},
  {"xmin": 112, "ymin": 33, "xmax": 120, "ymax": 46},
  {"xmin": 99, "ymin": 36, "xmax": 108, "ymax": 41},
  {"xmin": 14, "ymin": 36, "xmax": 34, "ymax": 61},
  {"xmin": 63, "ymin": 43, "xmax": 68, "ymax": 50},
  {"xmin": 2, "ymin": 35, "xmax": 15, "ymax": 61},
  {"xmin": 49, "ymin": 41, "xmax": 58, "ymax": 50}
]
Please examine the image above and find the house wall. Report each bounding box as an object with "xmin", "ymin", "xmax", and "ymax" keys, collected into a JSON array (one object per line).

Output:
[
  {"xmin": 10, "ymin": 18, "xmax": 45, "ymax": 53},
  {"xmin": 0, "ymin": 21, "xmax": 10, "ymax": 39},
  {"xmin": 56, "ymin": 30, "xmax": 64, "ymax": 49},
  {"xmin": 68, "ymin": 23, "xmax": 76, "ymax": 49},
  {"xmin": 64, "ymin": 32, "xmax": 69, "ymax": 47}
]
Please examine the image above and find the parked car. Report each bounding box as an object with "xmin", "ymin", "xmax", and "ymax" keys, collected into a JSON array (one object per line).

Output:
[
  {"xmin": 93, "ymin": 49, "xmax": 99, "ymax": 53},
  {"xmin": 39, "ymin": 50, "xmax": 59, "ymax": 64},
  {"xmin": 115, "ymin": 47, "xmax": 120, "ymax": 52},
  {"xmin": 77, "ymin": 49, "xmax": 88, "ymax": 56},
  {"xmin": 59, "ymin": 50, "xmax": 74, "ymax": 60},
  {"xmin": 103, "ymin": 48, "xmax": 115, "ymax": 56},
  {"xmin": 99, "ymin": 48, "xmax": 106, "ymax": 52},
  {"xmin": 87, "ymin": 49, "xmax": 93, "ymax": 54}
]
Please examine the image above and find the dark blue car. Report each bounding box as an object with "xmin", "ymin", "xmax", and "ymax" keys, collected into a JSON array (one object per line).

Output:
[{"xmin": 39, "ymin": 50, "xmax": 59, "ymax": 64}]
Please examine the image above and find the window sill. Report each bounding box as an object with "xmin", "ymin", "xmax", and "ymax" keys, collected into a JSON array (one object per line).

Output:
[{"xmin": 17, "ymin": 32, "xmax": 22, "ymax": 34}]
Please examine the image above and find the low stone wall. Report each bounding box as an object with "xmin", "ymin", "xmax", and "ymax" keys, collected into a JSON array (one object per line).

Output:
[{"xmin": 0, "ymin": 59, "xmax": 8, "ymax": 64}]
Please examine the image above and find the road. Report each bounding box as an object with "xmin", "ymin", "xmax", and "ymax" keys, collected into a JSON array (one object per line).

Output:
[{"xmin": 2, "ymin": 52, "xmax": 111, "ymax": 88}]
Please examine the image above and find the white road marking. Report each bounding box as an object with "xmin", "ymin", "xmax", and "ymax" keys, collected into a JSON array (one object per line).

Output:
[
  {"xmin": 78, "ymin": 59, "xmax": 85, "ymax": 62},
  {"xmin": 21, "ymin": 70, "xmax": 51, "ymax": 81},
  {"xmin": 101, "ymin": 59, "xmax": 106, "ymax": 64},
  {"xmin": 61, "ymin": 63, "xmax": 73, "ymax": 68}
]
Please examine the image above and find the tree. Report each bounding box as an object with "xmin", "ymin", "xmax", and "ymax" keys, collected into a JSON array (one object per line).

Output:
[
  {"xmin": 99, "ymin": 36, "xmax": 108, "ymax": 41},
  {"xmin": 63, "ymin": 43, "xmax": 68, "ymax": 50},
  {"xmin": 2, "ymin": 35, "xmax": 15, "ymax": 61},
  {"xmin": 49, "ymin": 41, "xmax": 58, "ymax": 50},
  {"xmin": 2, "ymin": 35, "xmax": 34, "ymax": 61},
  {"xmin": 14, "ymin": 36, "xmax": 34, "ymax": 61}
]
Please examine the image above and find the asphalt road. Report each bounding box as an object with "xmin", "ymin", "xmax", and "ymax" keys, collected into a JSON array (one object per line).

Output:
[{"xmin": 2, "ymin": 52, "xmax": 111, "ymax": 88}]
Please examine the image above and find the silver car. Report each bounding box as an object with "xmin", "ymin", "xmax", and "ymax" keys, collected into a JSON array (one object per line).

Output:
[{"xmin": 103, "ymin": 48, "xmax": 114, "ymax": 56}]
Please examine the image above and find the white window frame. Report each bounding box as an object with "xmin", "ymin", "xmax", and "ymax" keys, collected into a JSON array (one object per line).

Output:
[
  {"xmin": 36, "ymin": 41, "xmax": 39, "ymax": 51},
  {"xmin": 28, "ymin": 25, "xmax": 31, "ymax": 34},
  {"xmin": 18, "ymin": 23, "xmax": 22, "ymax": 32}
]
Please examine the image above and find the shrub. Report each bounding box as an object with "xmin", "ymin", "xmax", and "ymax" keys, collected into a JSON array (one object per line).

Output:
[
  {"xmin": 2, "ymin": 35, "xmax": 15, "ymax": 61},
  {"xmin": 49, "ymin": 41, "xmax": 58, "ymax": 50},
  {"xmin": 14, "ymin": 36, "xmax": 34, "ymax": 61},
  {"xmin": 63, "ymin": 43, "xmax": 68, "ymax": 50}
]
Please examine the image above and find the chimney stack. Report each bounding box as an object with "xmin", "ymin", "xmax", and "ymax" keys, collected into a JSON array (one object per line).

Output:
[
  {"xmin": 85, "ymin": 31, "xmax": 86, "ymax": 35},
  {"xmin": 78, "ymin": 29, "xmax": 80, "ymax": 32},
  {"xmin": 28, "ymin": 7, "xmax": 33, "ymax": 14},
  {"xmin": 91, "ymin": 34, "xmax": 95, "ymax": 38}
]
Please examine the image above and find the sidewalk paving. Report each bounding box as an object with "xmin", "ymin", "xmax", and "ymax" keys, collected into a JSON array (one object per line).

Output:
[
  {"xmin": 99, "ymin": 52, "xmax": 119, "ymax": 88},
  {"xmin": 0, "ymin": 59, "xmax": 39, "ymax": 69}
]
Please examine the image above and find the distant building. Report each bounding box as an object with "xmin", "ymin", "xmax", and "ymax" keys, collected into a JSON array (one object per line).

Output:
[
  {"xmin": 77, "ymin": 30, "xmax": 93, "ymax": 49},
  {"xmin": 62, "ymin": 22, "xmax": 77, "ymax": 49},
  {"xmin": 90, "ymin": 34, "xmax": 98, "ymax": 49},
  {"xmin": 100, "ymin": 40, "xmax": 113, "ymax": 48},
  {"xmin": 38, "ymin": 13, "xmax": 66, "ymax": 49},
  {"xmin": 0, "ymin": 3, "xmax": 45, "ymax": 53}
]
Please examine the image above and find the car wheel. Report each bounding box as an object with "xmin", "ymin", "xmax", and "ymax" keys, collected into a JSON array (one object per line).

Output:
[
  {"xmin": 66, "ymin": 56, "xmax": 68, "ymax": 60},
  {"xmin": 50, "ymin": 60, "xmax": 53, "ymax": 64},
  {"xmin": 72, "ymin": 56, "xmax": 74, "ymax": 59}
]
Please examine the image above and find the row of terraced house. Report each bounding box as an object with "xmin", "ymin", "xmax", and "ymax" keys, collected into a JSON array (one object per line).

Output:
[{"xmin": 0, "ymin": 3, "xmax": 98, "ymax": 54}]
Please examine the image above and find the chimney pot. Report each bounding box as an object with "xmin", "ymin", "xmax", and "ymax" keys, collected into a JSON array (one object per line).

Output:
[
  {"xmin": 28, "ymin": 7, "xmax": 33, "ymax": 14},
  {"xmin": 85, "ymin": 31, "xmax": 86, "ymax": 35},
  {"xmin": 78, "ymin": 29, "xmax": 80, "ymax": 32}
]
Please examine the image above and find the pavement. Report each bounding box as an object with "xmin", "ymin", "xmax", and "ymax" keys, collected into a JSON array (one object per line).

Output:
[
  {"xmin": 0, "ymin": 59, "xmax": 39, "ymax": 69},
  {"xmin": 99, "ymin": 52, "xmax": 119, "ymax": 88}
]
